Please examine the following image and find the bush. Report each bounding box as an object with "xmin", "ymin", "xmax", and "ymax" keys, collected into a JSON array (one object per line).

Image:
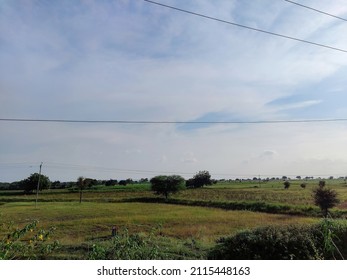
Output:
[
  {"xmin": 208, "ymin": 225, "xmax": 320, "ymax": 260},
  {"xmin": 208, "ymin": 220, "xmax": 347, "ymax": 260},
  {"xmin": 88, "ymin": 229, "xmax": 166, "ymax": 260},
  {"xmin": 0, "ymin": 220, "xmax": 59, "ymax": 260},
  {"xmin": 319, "ymin": 180, "xmax": 326, "ymax": 187}
]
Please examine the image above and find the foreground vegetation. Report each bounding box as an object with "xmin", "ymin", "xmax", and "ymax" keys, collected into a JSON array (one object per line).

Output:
[
  {"xmin": 1, "ymin": 178, "xmax": 347, "ymax": 259},
  {"xmin": 209, "ymin": 219, "xmax": 347, "ymax": 260}
]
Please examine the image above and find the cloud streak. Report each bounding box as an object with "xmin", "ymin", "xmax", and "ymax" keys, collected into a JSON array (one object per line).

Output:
[{"xmin": 1, "ymin": 0, "xmax": 347, "ymax": 181}]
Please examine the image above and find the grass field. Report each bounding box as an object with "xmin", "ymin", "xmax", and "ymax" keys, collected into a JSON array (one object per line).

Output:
[{"xmin": 1, "ymin": 179, "xmax": 347, "ymax": 259}]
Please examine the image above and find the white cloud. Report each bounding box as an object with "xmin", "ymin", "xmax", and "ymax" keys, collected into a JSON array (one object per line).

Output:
[
  {"xmin": 269, "ymin": 100, "xmax": 323, "ymax": 112},
  {"xmin": 1, "ymin": 0, "xmax": 347, "ymax": 181}
]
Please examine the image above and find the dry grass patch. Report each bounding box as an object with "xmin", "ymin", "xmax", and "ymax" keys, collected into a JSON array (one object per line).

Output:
[{"xmin": 1, "ymin": 201, "xmax": 318, "ymax": 245}]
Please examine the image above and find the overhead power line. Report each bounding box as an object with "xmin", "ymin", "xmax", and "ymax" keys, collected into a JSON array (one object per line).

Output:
[
  {"xmin": 143, "ymin": 0, "xmax": 347, "ymax": 53},
  {"xmin": 3, "ymin": 161, "xmax": 344, "ymax": 179},
  {"xmin": 284, "ymin": 0, "xmax": 347, "ymax": 22},
  {"xmin": 1, "ymin": 117, "xmax": 347, "ymax": 124},
  {"xmin": 44, "ymin": 162, "xmax": 196, "ymax": 176}
]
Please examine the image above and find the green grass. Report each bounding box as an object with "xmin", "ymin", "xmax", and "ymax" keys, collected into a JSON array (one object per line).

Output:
[
  {"xmin": 0, "ymin": 201, "xmax": 318, "ymax": 259},
  {"xmin": 1, "ymin": 179, "xmax": 347, "ymax": 203},
  {"xmin": 0, "ymin": 201, "xmax": 318, "ymax": 240},
  {"xmin": 1, "ymin": 178, "xmax": 346, "ymax": 259},
  {"xmin": 179, "ymin": 180, "xmax": 347, "ymax": 204},
  {"xmin": 2, "ymin": 179, "xmax": 346, "ymax": 206}
]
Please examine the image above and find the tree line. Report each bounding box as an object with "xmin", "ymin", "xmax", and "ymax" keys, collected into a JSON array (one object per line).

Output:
[{"xmin": 2, "ymin": 170, "xmax": 341, "ymax": 217}]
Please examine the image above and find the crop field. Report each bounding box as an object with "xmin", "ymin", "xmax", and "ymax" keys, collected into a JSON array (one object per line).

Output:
[{"xmin": 1, "ymin": 179, "xmax": 347, "ymax": 259}]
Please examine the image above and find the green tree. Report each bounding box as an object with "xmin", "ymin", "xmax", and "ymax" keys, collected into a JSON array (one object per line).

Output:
[
  {"xmin": 185, "ymin": 178, "xmax": 195, "ymax": 188},
  {"xmin": 283, "ymin": 181, "xmax": 290, "ymax": 189},
  {"xmin": 20, "ymin": 173, "xmax": 51, "ymax": 194},
  {"xmin": 105, "ymin": 179, "xmax": 117, "ymax": 186},
  {"xmin": 189, "ymin": 170, "xmax": 212, "ymax": 188},
  {"xmin": 313, "ymin": 185, "xmax": 339, "ymax": 217},
  {"xmin": 118, "ymin": 180, "xmax": 127, "ymax": 186},
  {"xmin": 150, "ymin": 175, "xmax": 185, "ymax": 200}
]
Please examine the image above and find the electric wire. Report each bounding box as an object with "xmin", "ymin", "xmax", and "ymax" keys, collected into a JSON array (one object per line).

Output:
[
  {"xmin": 2, "ymin": 1, "xmax": 347, "ymax": 181},
  {"xmin": 284, "ymin": 0, "xmax": 347, "ymax": 22},
  {"xmin": 1, "ymin": 117, "xmax": 347, "ymax": 124},
  {"xmin": 143, "ymin": 0, "xmax": 347, "ymax": 53},
  {"xmin": 2, "ymin": 161, "xmax": 345, "ymax": 179}
]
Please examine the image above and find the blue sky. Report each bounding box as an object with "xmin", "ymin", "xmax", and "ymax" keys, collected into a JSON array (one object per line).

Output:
[{"xmin": 1, "ymin": 0, "xmax": 347, "ymax": 182}]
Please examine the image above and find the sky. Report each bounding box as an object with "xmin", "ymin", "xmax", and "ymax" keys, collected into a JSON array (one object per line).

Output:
[{"xmin": 1, "ymin": 0, "xmax": 347, "ymax": 182}]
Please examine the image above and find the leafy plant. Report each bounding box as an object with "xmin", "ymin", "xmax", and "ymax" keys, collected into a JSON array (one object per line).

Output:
[
  {"xmin": 208, "ymin": 221, "xmax": 347, "ymax": 260},
  {"xmin": 88, "ymin": 228, "xmax": 166, "ymax": 260},
  {"xmin": 208, "ymin": 224, "xmax": 322, "ymax": 260},
  {"xmin": 0, "ymin": 220, "xmax": 59, "ymax": 259},
  {"xmin": 320, "ymin": 218, "xmax": 345, "ymax": 260}
]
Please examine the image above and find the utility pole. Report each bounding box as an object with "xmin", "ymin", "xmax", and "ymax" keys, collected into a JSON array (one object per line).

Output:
[{"xmin": 35, "ymin": 162, "xmax": 43, "ymax": 208}]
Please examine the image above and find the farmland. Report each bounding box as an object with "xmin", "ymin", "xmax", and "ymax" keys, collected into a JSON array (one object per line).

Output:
[{"xmin": 1, "ymin": 178, "xmax": 347, "ymax": 259}]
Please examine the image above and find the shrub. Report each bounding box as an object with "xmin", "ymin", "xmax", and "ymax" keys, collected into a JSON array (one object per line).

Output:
[
  {"xmin": 0, "ymin": 220, "xmax": 59, "ymax": 260},
  {"xmin": 208, "ymin": 225, "xmax": 321, "ymax": 260},
  {"xmin": 208, "ymin": 220, "xmax": 347, "ymax": 260},
  {"xmin": 319, "ymin": 180, "xmax": 326, "ymax": 187},
  {"xmin": 283, "ymin": 181, "xmax": 290, "ymax": 189},
  {"xmin": 88, "ymin": 229, "xmax": 166, "ymax": 260}
]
